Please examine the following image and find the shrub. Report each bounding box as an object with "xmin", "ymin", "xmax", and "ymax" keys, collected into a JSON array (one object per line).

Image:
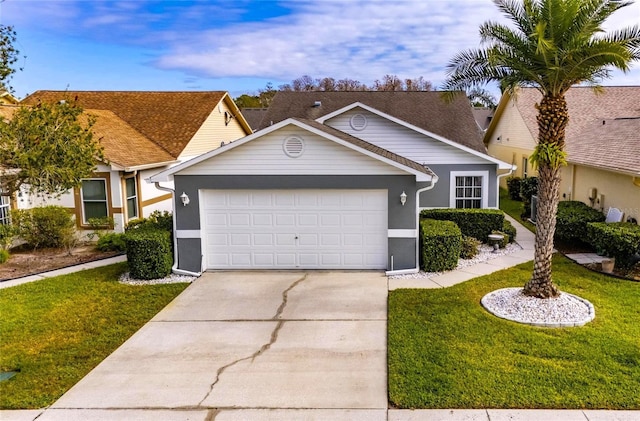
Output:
[
  {"xmin": 587, "ymin": 222, "xmax": 640, "ymax": 269},
  {"xmin": 460, "ymin": 236, "xmax": 481, "ymax": 259},
  {"xmin": 0, "ymin": 249, "xmax": 9, "ymax": 264},
  {"xmin": 96, "ymin": 233, "xmax": 127, "ymax": 252},
  {"xmin": 506, "ymin": 176, "xmax": 523, "ymax": 201},
  {"xmin": 11, "ymin": 206, "xmax": 76, "ymax": 249},
  {"xmin": 126, "ymin": 210, "xmax": 173, "ymax": 233},
  {"xmin": 502, "ymin": 219, "xmax": 517, "ymax": 243},
  {"xmin": 420, "ymin": 208, "xmax": 504, "ymax": 242},
  {"xmin": 555, "ymin": 201, "xmax": 605, "ymax": 243},
  {"xmin": 0, "ymin": 224, "xmax": 15, "ymax": 250},
  {"xmin": 124, "ymin": 228, "xmax": 173, "ymax": 279},
  {"xmin": 519, "ymin": 177, "xmax": 538, "ymax": 218},
  {"xmin": 420, "ymin": 219, "xmax": 461, "ymax": 272}
]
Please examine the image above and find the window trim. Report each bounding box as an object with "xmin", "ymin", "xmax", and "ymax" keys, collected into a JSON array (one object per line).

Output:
[
  {"xmin": 123, "ymin": 174, "xmax": 140, "ymax": 221},
  {"xmin": 449, "ymin": 171, "xmax": 489, "ymax": 209},
  {"xmin": 522, "ymin": 156, "xmax": 529, "ymax": 178},
  {"xmin": 74, "ymin": 172, "xmax": 113, "ymax": 229},
  {"xmin": 0, "ymin": 196, "xmax": 10, "ymax": 225}
]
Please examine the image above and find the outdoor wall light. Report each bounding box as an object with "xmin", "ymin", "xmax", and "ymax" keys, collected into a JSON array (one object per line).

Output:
[
  {"xmin": 180, "ymin": 192, "xmax": 190, "ymax": 207},
  {"xmin": 400, "ymin": 191, "xmax": 407, "ymax": 206}
]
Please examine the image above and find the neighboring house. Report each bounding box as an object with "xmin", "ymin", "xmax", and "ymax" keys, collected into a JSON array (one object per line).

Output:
[
  {"xmin": 240, "ymin": 107, "xmax": 269, "ymax": 131},
  {"xmin": 0, "ymin": 91, "xmax": 19, "ymax": 105},
  {"xmin": 484, "ymin": 86, "xmax": 640, "ymax": 221},
  {"xmin": 149, "ymin": 91, "xmax": 512, "ymax": 274},
  {"xmin": 15, "ymin": 91, "xmax": 252, "ymax": 232},
  {"xmin": 0, "ymin": 105, "xmax": 18, "ymax": 224}
]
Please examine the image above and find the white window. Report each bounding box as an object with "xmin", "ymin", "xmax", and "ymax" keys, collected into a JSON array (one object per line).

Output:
[
  {"xmin": 81, "ymin": 179, "xmax": 108, "ymax": 223},
  {"xmin": 522, "ymin": 156, "xmax": 529, "ymax": 178},
  {"xmin": 0, "ymin": 196, "xmax": 10, "ymax": 225},
  {"xmin": 450, "ymin": 171, "xmax": 488, "ymax": 209},
  {"xmin": 125, "ymin": 177, "xmax": 138, "ymax": 220}
]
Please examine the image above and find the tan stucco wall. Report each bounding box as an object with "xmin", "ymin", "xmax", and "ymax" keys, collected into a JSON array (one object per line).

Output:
[
  {"xmin": 559, "ymin": 164, "xmax": 640, "ymax": 222},
  {"xmin": 486, "ymin": 97, "xmax": 538, "ymax": 187}
]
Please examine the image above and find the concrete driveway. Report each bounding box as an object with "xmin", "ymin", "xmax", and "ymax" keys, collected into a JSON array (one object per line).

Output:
[{"xmin": 39, "ymin": 271, "xmax": 388, "ymax": 421}]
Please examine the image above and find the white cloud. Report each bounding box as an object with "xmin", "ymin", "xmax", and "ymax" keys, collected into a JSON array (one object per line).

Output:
[{"xmin": 154, "ymin": 0, "xmax": 502, "ymax": 87}]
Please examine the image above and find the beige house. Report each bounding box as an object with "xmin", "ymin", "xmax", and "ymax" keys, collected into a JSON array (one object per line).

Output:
[
  {"xmin": 484, "ymin": 86, "xmax": 640, "ymax": 222},
  {"xmin": 11, "ymin": 91, "xmax": 252, "ymax": 232},
  {"xmin": 0, "ymin": 91, "xmax": 19, "ymax": 105}
]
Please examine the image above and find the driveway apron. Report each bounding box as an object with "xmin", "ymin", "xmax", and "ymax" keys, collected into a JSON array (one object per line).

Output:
[{"xmin": 43, "ymin": 271, "xmax": 388, "ymax": 420}]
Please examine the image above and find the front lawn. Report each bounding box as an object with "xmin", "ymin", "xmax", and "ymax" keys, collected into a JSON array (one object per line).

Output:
[
  {"xmin": 0, "ymin": 263, "xmax": 189, "ymax": 409},
  {"xmin": 389, "ymin": 254, "xmax": 640, "ymax": 409}
]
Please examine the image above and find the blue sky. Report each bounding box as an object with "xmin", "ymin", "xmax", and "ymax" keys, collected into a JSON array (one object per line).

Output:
[{"xmin": 2, "ymin": 0, "xmax": 640, "ymax": 100}]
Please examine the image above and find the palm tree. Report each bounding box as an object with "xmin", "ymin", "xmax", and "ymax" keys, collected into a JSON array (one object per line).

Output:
[{"xmin": 443, "ymin": 0, "xmax": 640, "ymax": 298}]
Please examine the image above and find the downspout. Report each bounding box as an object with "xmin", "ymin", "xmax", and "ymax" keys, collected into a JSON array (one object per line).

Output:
[
  {"xmin": 496, "ymin": 165, "xmax": 516, "ymax": 208},
  {"xmin": 154, "ymin": 182, "xmax": 202, "ymax": 277},
  {"xmin": 385, "ymin": 174, "xmax": 439, "ymax": 276}
]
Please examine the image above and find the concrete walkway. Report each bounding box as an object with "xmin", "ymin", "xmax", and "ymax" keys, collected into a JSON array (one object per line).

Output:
[{"xmin": 2, "ymin": 218, "xmax": 638, "ymax": 420}]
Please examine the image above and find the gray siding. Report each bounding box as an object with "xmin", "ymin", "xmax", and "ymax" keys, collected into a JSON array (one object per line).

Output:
[
  {"xmin": 173, "ymin": 174, "xmax": 427, "ymax": 272},
  {"xmin": 419, "ymin": 164, "xmax": 498, "ymax": 208}
]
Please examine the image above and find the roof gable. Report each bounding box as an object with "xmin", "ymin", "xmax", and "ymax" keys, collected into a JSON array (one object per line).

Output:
[
  {"xmin": 258, "ymin": 91, "xmax": 486, "ymax": 153},
  {"xmin": 149, "ymin": 118, "xmax": 436, "ymax": 183},
  {"xmin": 21, "ymin": 91, "xmax": 252, "ymax": 158},
  {"xmin": 320, "ymin": 103, "xmax": 510, "ymax": 168}
]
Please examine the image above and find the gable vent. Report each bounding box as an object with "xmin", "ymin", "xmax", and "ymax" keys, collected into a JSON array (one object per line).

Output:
[
  {"xmin": 283, "ymin": 136, "xmax": 305, "ymax": 158},
  {"xmin": 350, "ymin": 114, "xmax": 367, "ymax": 131}
]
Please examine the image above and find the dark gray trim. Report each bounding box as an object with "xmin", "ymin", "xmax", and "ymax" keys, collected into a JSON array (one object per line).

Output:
[
  {"xmin": 419, "ymin": 164, "xmax": 498, "ymax": 208},
  {"xmin": 173, "ymin": 174, "xmax": 426, "ymax": 272}
]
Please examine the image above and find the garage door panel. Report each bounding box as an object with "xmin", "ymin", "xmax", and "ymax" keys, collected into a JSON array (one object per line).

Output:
[
  {"xmin": 203, "ymin": 190, "xmax": 387, "ymax": 269},
  {"xmin": 253, "ymin": 253, "xmax": 274, "ymax": 266},
  {"xmin": 275, "ymin": 214, "xmax": 296, "ymax": 226},
  {"xmin": 252, "ymin": 214, "xmax": 273, "ymax": 226}
]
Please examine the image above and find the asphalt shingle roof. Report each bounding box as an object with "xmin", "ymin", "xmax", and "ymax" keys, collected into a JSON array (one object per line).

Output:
[
  {"xmin": 566, "ymin": 117, "xmax": 640, "ymax": 176},
  {"xmin": 512, "ymin": 86, "xmax": 640, "ymax": 175},
  {"xmin": 258, "ymin": 91, "xmax": 486, "ymax": 153},
  {"xmin": 514, "ymin": 86, "xmax": 640, "ymax": 141},
  {"xmin": 21, "ymin": 91, "xmax": 229, "ymax": 158}
]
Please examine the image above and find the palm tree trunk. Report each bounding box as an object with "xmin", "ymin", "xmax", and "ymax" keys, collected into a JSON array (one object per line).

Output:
[{"xmin": 523, "ymin": 94, "xmax": 568, "ymax": 298}]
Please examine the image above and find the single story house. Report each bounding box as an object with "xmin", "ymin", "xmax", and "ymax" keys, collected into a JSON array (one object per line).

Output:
[
  {"xmin": 484, "ymin": 86, "xmax": 640, "ymax": 222},
  {"xmin": 14, "ymin": 91, "xmax": 252, "ymax": 232},
  {"xmin": 149, "ymin": 91, "xmax": 512, "ymax": 275}
]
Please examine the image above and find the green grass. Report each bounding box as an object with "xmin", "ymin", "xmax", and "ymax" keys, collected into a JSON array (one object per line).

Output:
[
  {"xmin": 389, "ymin": 254, "xmax": 640, "ymax": 409},
  {"xmin": 499, "ymin": 187, "xmax": 536, "ymax": 233},
  {"xmin": 0, "ymin": 263, "xmax": 188, "ymax": 409}
]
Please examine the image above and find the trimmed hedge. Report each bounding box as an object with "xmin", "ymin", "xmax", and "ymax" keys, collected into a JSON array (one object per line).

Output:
[
  {"xmin": 420, "ymin": 219, "xmax": 461, "ymax": 272},
  {"xmin": 420, "ymin": 208, "xmax": 504, "ymax": 242},
  {"xmin": 587, "ymin": 222, "xmax": 640, "ymax": 269},
  {"xmin": 125, "ymin": 229, "xmax": 173, "ymax": 280},
  {"xmin": 126, "ymin": 210, "xmax": 173, "ymax": 233},
  {"xmin": 555, "ymin": 201, "xmax": 605, "ymax": 243},
  {"xmin": 506, "ymin": 176, "xmax": 522, "ymax": 201}
]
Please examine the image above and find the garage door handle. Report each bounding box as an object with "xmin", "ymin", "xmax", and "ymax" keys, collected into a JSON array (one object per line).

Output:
[{"xmin": 295, "ymin": 235, "xmax": 299, "ymax": 239}]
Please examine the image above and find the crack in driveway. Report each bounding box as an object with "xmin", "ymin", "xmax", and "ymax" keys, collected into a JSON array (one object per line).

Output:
[{"xmin": 197, "ymin": 273, "xmax": 308, "ymax": 407}]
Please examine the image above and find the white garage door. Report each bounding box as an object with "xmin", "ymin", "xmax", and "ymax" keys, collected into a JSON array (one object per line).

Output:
[{"xmin": 202, "ymin": 190, "xmax": 388, "ymax": 269}]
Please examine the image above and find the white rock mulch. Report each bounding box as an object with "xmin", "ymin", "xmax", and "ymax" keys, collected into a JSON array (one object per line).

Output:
[
  {"xmin": 119, "ymin": 272, "xmax": 197, "ymax": 286},
  {"xmin": 390, "ymin": 242, "xmax": 522, "ymax": 279},
  {"xmin": 481, "ymin": 287, "xmax": 595, "ymax": 327}
]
